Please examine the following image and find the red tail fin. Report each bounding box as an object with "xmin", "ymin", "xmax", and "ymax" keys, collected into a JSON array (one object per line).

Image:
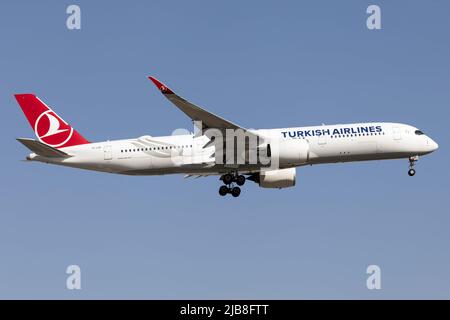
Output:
[{"xmin": 14, "ymin": 94, "xmax": 90, "ymax": 148}]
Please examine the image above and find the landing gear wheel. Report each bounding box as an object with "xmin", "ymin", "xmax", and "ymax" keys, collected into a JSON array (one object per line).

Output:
[
  {"xmin": 220, "ymin": 173, "xmax": 243, "ymax": 197},
  {"xmin": 222, "ymin": 174, "xmax": 233, "ymax": 185},
  {"xmin": 231, "ymin": 186, "xmax": 241, "ymax": 197},
  {"xmin": 408, "ymin": 156, "xmax": 418, "ymax": 177},
  {"xmin": 236, "ymin": 175, "xmax": 246, "ymax": 186},
  {"xmin": 219, "ymin": 185, "xmax": 229, "ymax": 196}
]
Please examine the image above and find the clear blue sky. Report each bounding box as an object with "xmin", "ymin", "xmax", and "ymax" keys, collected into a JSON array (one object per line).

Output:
[{"xmin": 0, "ymin": 0, "xmax": 449, "ymax": 299}]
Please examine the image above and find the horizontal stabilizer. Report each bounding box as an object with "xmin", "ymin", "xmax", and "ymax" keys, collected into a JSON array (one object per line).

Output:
[{"xmin": 16, "ymin": 138, "xmax": 71, "ymax": 158}]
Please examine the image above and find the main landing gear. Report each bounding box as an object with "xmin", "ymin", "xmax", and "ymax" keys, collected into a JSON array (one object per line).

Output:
[
  {"xmin": 408, "ymin": 156, "xmax": 418, "ymax": 176},
  {"xmin": 219, "ymin": 173, "xmax": 246, "ymax": 197}
]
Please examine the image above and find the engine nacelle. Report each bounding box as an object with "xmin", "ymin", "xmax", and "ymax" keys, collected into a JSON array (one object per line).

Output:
[
  {"xmin": 258, "ymin": 168, "xmax": 296, "ymax": 189},
  {"xmin": 270, "ymin": 139, "xmax": 309, "ymax": 166}
]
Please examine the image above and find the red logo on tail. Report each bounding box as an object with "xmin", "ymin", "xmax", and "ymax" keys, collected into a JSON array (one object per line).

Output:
[
  {"xmin": 15, "ymin": 94, "xmax": 90, "ymax": 149},
  {"xmin": 35, "ymin": 110, "xmax": 74, "ymax": 147}
]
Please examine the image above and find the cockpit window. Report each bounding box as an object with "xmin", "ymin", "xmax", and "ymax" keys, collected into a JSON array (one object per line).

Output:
[{"xmin": 415, "ymin": 130, "xmax": 424, "ymax": 135}]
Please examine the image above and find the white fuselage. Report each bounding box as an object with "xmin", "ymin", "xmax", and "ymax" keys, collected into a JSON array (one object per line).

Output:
[{"xmin": 27, "ymin": 122, "xmax": 438, "ymax": 175}]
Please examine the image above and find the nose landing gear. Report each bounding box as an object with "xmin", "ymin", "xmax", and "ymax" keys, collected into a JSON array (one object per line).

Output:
[
  {"xmin": 408, "ymin": 156, "xmax": 418, "ymax": 176},
  {"xmin": 219, "ymin": 173, "xmax": 246, "ymax": 197}
]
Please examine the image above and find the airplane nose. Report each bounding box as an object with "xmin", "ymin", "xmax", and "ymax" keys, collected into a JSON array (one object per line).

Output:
[{"xmin": 429, "ymin": 139, "xmax": 439, "ymax": 151}]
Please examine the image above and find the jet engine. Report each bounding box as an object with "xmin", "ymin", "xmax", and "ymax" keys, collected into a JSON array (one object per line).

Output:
[
  {"xmin": 249, "ymin": 168, "xmax": 296, "ymax": 189},
  {"xmin": 263, "ymin": 139, "xmax": 309, "ymax": 167}
]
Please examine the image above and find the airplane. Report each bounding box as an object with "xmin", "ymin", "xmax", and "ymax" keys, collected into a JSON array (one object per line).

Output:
[{"xmin": 14, "ymin": 76, "xmax": 438, "ymax": 197}]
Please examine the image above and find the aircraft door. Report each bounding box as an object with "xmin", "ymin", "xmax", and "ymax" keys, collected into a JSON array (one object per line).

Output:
[
  {"xmin": 318, "ymin": 133, "xmax": 327, "ymax": 145},
  {"xmin": 392, "ymin": 127, "xmax": 402, "ymax": 140},
  {"xmin": 104, "ymin": 145, "xmax": 113, "ymax": 160}
]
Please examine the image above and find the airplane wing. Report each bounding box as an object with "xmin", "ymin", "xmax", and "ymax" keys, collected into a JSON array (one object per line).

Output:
[
  {"xmin": 148, "ymin": 76, "xmax": 257, "ymax": 137},
  {"xmin": 17, "ymin": 138, "xmax": 71, "ymax": 158}
]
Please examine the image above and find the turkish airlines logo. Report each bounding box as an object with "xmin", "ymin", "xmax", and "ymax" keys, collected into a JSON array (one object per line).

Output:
[{"xmin": 34, "ymin": 110, "xmax": 73, "ymax": 147}]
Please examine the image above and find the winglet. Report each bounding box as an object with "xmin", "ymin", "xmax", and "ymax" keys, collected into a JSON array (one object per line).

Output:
[{"xmin": 148, "ymin": 76, "xmax": 174, "ymax": 94}]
